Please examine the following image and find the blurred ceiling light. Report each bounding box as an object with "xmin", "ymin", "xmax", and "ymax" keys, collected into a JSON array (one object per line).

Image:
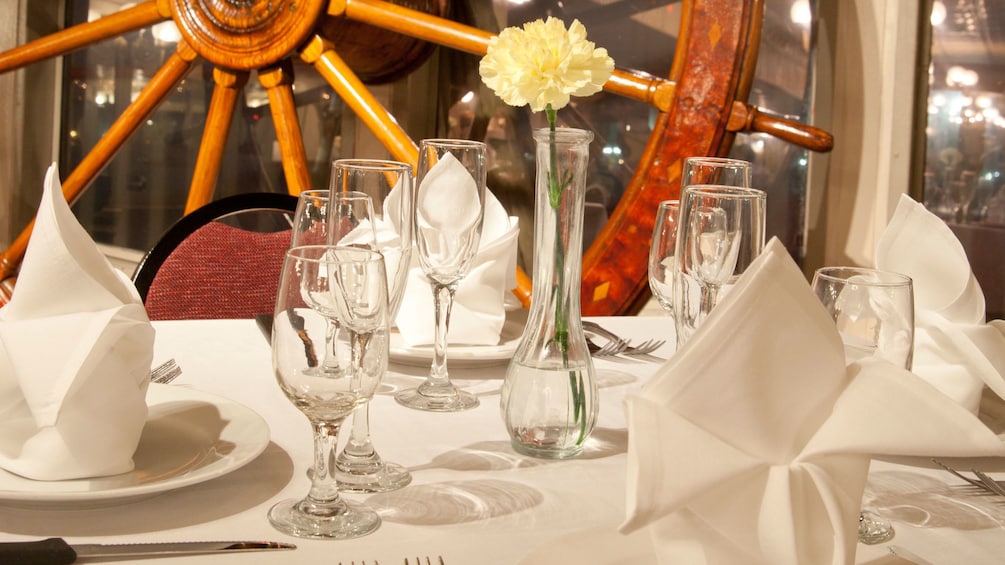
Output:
[
  {"xmin": 931, "ymin": 1, "xmax": 947, "ymax": 26},
  {"xmin": 790, "ymin": 0, "xmax": 811, "ymax": 25},
  {"xmin": 946, "ymin": 65, "xmax": 979, "ymax": 87}
]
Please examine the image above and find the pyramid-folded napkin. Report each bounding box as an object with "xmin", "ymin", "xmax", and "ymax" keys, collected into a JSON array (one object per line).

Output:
[
  {"xmin": 621, "ymin": 238, "xmax": 1005, "ymax": 565},
  {"xmin": 395, "ymin": 154, "xmax": 519, "ymax": 346},
  {"xmin": 0, "ymin": 163, "xmax": 154, "ymax": 480},
  {"xmin": 876, "ymin": 194, "xmax": 1005, "ymax": 413}
]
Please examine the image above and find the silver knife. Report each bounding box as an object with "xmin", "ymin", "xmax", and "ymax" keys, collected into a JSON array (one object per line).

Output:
[{"xmin": 0, "ymin": 537, "xmax": 296, "ymax": 564}]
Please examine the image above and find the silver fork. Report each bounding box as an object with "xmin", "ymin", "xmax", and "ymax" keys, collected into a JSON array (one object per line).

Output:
[
  {"xmin": 149, "ymin": 358, "xmax": 182, "ymax": 384},
  {"xmin": 583, "ymin": 320, "xmax": 665, "ymax": 356},
  {"xmin": 405, "ymin": 558, "xmax": 444, "ymax": 565},
  {"xmin": 586, "ymin": 336, "xmax": 629, "ymax": 356},
  {"xmin": 932, "ymin": 458, "xmax": 1005, "ymax": 497}
]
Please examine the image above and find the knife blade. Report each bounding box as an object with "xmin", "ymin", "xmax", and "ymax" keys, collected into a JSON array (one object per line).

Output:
[{"xmin": 0, "ymin": 537, "xmax": 296, "ymax": 564}]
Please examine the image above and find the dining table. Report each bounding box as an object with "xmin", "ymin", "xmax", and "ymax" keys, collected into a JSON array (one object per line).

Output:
[{"xmin": 2, "ymin": 315, "xmax": 1005, "ymax": 564}]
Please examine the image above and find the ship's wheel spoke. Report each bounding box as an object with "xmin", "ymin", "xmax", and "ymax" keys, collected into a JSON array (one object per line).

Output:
[
  {"xmin": 301, "ymin": 34, "xmax": 418, "ymax": 167},
  {"xmin": 0, "ymin": 39, "xmax": 198, "ymax": 280},
  {"xmin": 0, "ymin": 1, "xmax": 168, "ymax": 73},
  {"xmin": 186, "ymin": 68, "xmax": 249, "ymax": 212},
  {"xmin": 258, "ymin": 60, "xmax": 312, "ymax": 195}
]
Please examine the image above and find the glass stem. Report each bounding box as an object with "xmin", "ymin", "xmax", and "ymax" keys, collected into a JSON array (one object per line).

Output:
[
  {"xmin": 699, "ymin": 283, "xmax": 720, "ymax": 318},
  {"xmin": 305, "ymin": 419, "xmax": 346, "ymax": 511},
  {"xmin": 342, "ymin": 404, "xmax": 377, "ymax": 461},
  {"xmin": 425, "ymin": 282, "xmax": 456, "ymax": 391},
  {"xmin": 321, "ymin": 320, "xmax": 341, "ymax": 373}
]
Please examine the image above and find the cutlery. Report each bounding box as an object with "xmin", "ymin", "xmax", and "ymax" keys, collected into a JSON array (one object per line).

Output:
[
  {"xmin": 149, "ymin": 358, "xmax": 182, "ymax": 384},
  {"xmin": 583, "ymin": 321, "xmax": 666, "ymax": 357},
  {"xmin": 405, "ymin": 557, "xmax": 445, "ymax": 565},
  {"xmin": 932, "ymin": 458, "xmax": 1005, "ymax": 497},
  {"xmin": 0, "ymin": 537, "xmax": 295, "ymax": 564}
]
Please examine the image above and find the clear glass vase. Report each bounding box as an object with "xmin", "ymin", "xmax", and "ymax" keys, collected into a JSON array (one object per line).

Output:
[{"xmin": 500, "ymin": 127, "xmax": 598, "ymax": 459}]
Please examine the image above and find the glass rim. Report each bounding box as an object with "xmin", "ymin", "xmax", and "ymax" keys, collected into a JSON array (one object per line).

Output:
[
  {"xmin": 813, "ymin": 266, "xmax": 913, "ymax": 287},
  {"xmin": 420, "ymin": 138, "xmax": 487, "ymax": 149},
  {"xmin": 331, "ymin": 158, "xmax": 412, "ymax": 172},
  {"xmin": 682, "ymin": 184, "xmax": 766, "ymax": 199},
  {"xmin": 286, "ymin": 244, "xmax": 384, "ymax": 263},
  {"xmin": 657, "ymin": 199, "xmax": 680, "ymax": 208},
  {"xmin": 684, "ymin": 156, "xmax": 752, "ymax": 168}
]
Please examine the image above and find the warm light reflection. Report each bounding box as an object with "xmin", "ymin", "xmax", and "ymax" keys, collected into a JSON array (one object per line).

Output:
[
  {"xmin": 790, "ymin": 0, "xmax": 811, "ymax": 25},
  {"xmin": 931, "ymin": 1, "xmax": 947, "ymax": 26}
]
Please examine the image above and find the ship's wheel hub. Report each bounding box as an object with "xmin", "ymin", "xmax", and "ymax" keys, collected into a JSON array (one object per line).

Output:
[{"xmin": 169, "ymin": 0, "xmax": 327, "ymax": 70}]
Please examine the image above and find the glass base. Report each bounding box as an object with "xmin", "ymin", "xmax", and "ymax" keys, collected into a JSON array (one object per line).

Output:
[
  {"xmin": 510, "ymin": 438, "xmax": 584, "ymax": 460},
  {"xmin": 858, "ymin": 510, "xmax": 895, "ymax": 545},
  {"xmin": 336, "ymin": 461, "xmax": 413, "ymax": 493},
  {"xmin": 395, "ymin": 386, "xmax": 479, "ymax": 412},
  {"xmin": 268, "ymin": 497, "xmax": 380, "ymax": 539}
]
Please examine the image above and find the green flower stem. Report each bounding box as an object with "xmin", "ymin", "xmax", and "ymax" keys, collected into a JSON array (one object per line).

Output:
[{"xmin": 545, "ymin": 104, "xmax": 587, "ymax": 444}]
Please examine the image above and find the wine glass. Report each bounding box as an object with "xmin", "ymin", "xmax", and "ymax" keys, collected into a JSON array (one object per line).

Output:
[
  {"xmin": 811, "ymin": 266, "xmax": 915, "ymax": 545},
  {"xmin": 290, "ymin": 190, "xmax": 377, "ymax": 375},
  {"xmin": 674, "ymin": 185, "xmax": 766, "ymax": 346},
  {"xmin": 395, "ymin": 139, "xmax": 487, "ymax": 412},
  {"xmin": 330, "ymin": 159, "xmax": 415, "ymax": 493},
  {"xmin": 269, "ymin": 245, "xmax": 389, "ymax": 539},
  {"xmin": 648, "ymin": 200, "xmax": 679, "ymax": 316},
  {"xmin": 681, "ymin": 156, "xmax": 752, "ymax": 188}
]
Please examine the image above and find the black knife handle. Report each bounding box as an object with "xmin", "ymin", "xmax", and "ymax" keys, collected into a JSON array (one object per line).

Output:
[{"xmin": 0, "ymin": 538, "xmax": 77, "ymax": 565}]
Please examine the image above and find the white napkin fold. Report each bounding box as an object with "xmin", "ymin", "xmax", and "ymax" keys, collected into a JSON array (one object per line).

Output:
[
  {"xmin": 394, "ymin": 157, "xmax": 519, "ymax": 347},
  {"xmin": 621, "ymin": 238, "xmax": 1005, "ymax": 565},
  {"xmin": 876, "ymin": 194, "xmax": 1005, "ymax": 413},
  {"xmin": 0, "ymin": 163, "xmax": 154, "ymax": 480}
]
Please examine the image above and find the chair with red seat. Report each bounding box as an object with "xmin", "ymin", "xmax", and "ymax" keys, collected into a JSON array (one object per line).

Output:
[{"xmin": 132, "ymin": 192, "xmax": 298, "ymax": 320}]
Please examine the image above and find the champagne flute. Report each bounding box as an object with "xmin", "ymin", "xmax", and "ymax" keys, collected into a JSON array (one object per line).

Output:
[
  {"xmin": 674, "ymin": 185, "xmax": 766, "ymax": 346},
  {"xmin": 269, "ymin": 245, "xmax": 389, "ymax": 539},
  {"xmin": 811, "ymin": 266, "xmax": 915, "ymax": 545},
  {"xmin": 647, "ymin": 200, "xmax": 680, "ymax": 316},
  {"xmin": 395, "ymin": 139, "xmax": 487, "ymax": 412},
  {"xmin": 290, "ymin": 190, "xmax": 377, "ymax": 375},
  {"xmin": 331, "ymin": 159, "xmax": 415, "ymax": 493}
]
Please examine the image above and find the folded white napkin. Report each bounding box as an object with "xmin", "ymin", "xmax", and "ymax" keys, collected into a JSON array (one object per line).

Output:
[
  {"xmin": 621, "ymin": 238, "xmax": 1005, "ymax": 565},
  {"xmin": 394, "ymin": 156, "xmax": 519, "ymax": 346},
  {"xmin": 876, "ymin": 194, "xmax": 1005, "ymax": 413},
  {"xmin": 0, "ymin": 163, "xmax": 154, "ymax": 480}
]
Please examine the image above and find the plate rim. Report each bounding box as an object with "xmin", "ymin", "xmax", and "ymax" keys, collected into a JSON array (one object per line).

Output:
[{"xmin": 0, "ymin": 383, "xmax": 270, "ymax": 504}]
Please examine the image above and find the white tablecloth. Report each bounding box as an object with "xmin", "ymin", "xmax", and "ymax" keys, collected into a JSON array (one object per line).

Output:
[{"xmin": 0, "ymin": 316, "xmax": 1004, "ymax": 564}]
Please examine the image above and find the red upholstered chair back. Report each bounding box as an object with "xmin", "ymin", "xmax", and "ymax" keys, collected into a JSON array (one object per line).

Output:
[
  {"xmin": 132, "ymin": 193, "xmax": 298, "ymax": 320},
  {"xmin": 144, "ymin": 222, "xmax": 290, "ymax": 320}
]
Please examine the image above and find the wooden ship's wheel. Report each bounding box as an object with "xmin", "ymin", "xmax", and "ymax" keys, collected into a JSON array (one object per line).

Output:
[{"xmin": 0, "ymin": 0, "xmax": 832, "ymax": 314}]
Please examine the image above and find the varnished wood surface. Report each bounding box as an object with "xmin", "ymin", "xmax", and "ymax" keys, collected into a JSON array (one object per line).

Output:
[{"xmin": 185, "ymin": 68, "xmax": 249, "ymax": 213}]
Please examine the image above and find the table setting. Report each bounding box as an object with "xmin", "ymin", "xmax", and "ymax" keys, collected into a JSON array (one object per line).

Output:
[{"xmin": 4, "ymin": 17, "xmax": 1005, "ymax": 565}]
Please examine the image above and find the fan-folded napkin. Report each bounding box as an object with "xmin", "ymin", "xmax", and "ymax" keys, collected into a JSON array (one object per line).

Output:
[
  {"xmin": 394, "ymin": 154, "xmax": 519, "ymax": 346},
  {"xmin": 621, "ymin": 238, "xmax": 1005, "ymax": 565},
  {"xmin": 876, "ymin": 194, "xmax": 1005, "ymax": 413},
  {"xmin": 0, "ymin": 163, "xmax": 154, "ymax": 480}
]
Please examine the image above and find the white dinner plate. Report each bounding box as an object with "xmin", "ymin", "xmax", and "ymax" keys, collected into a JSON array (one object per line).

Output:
[
  {"xmin": 0, "ymin": 384, "xmax": 270, "ymax": 508},
  {"xmin": 390, "ymin": 309, "xmax": 526, "ymax": 368}
]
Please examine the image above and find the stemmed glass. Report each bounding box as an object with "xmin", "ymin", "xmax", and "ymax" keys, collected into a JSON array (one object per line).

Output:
[
  {"xmin": 681, "ymin": 156, "xmax": 752, "ymax": 188},
  {"xmin": 290, "ymin": 190, "xmax": 377, "ymax": 374},
  {"xmin": 674, "ymin": 185, "xmax": 766, "ymax": 346},
  {"xmin": 395, "ymin": 139, "xmax": 487, "ymax": 412},
  {"xmin": 330, "ymin": 159, "xmax": 415, "ymax": 493},
  {"xmin": 269, "ymin": 245, "xmax": 389, "ymax": 539},
  {"xmin": 810, "ymin": 266, "xmax": 915, "ymax": 545},
  {"xmin": 647, "ymin": 200, "xmax": 679, "ymax": 316}
]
